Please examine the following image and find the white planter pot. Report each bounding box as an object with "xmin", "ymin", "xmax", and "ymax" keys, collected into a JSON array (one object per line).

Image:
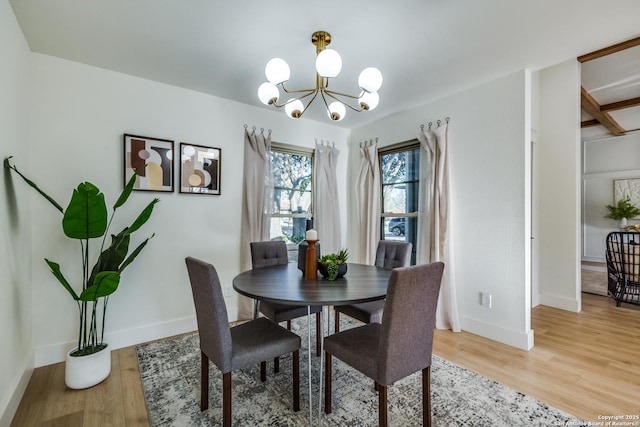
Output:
[
  {"xmin": 620, "ymin": 218, "xmax": 629, "ymax": 229},
  {"xmin": 65, "ymin": 344, "xmax": 111, "ymax": 389}
]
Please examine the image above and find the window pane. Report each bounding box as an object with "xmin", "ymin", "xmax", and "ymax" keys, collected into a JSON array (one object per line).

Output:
[
  {"xmin": 380, "ymin": 144, "xmax": 420, "ymax": 265},
  {"xmin": 380, "ymin": 147, "xmax": 419, "ymax": 214},
  {"xmin": 270, "ymin": 151, "xmax": 312, "ymax": 215},
  {"xmin": 269, "ymin": 148, "xmax": 313, "ymax": 259},
  {"xmin": 383, "ymin": 216, "xmax": 418, "ymax": 264}
]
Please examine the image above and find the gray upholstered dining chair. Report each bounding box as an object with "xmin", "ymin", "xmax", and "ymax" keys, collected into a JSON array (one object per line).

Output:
[
  {"xmin": 250, "ymin": 240, "xmax": 323, "ymax": 362},
  {"xmin": 324, "ymin": 261, "xmax": 444, "ymax": 427},
  {"xmin": 334, "ymin": 240, "xmax": 412, "ymax": 333},
  {"xmin": 185, "ymin": 257, "xmax": 301, "ymax": 427}
]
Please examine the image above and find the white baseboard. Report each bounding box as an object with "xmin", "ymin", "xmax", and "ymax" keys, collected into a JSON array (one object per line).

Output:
[
  {"xmin": 461, "ymin": 316, "xmax": 534, "ymax": 351},
  {"xmin": 539, "ymin": 293, "xmax": 581, "ymax": 312},
  {"xmin": 0, "ymin": 354, "xmax": 34, "ymax": 427},
  {"xmin": 35, "ymin": 315, "xmax": 198, "ymax": 367},
  {"xmin": 582, "ymin": 264, "xmax": 607, "ymax": 272},
  {"xmin": 34, "ymin": 306, "xmax": 240, "ymax": 368}
]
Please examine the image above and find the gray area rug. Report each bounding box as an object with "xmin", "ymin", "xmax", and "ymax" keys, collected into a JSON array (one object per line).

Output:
[
  {"xmin": 136, "ymin": 318, "xmax": 586, "ymax": 426},
  {"xmin": 582, "ymin": 267, "xmax": 608, "ymax": 296}
]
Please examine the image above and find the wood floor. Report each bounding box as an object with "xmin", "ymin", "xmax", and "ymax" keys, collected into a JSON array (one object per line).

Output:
[{"xmin": 11, "ymin": 293, "xmax": 640, "ymax": 426}]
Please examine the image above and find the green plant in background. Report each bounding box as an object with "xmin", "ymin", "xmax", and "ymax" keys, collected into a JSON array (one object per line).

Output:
[
  {"xmin": 605, "ymin": 197, "xmax": 640, "ymax": 220},
  {"xmin": 4, "ymin": 156, "xmax": 159, "ymax": 356},
  {"xmin": 319, "ymin": 248, "xmax": 349, "ymax": 281}
]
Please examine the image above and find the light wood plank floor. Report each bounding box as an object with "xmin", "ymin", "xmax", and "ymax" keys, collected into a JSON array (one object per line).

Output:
[{"xmin": 11, "ymin": 293, "xmax": 640, "ymax": 426}]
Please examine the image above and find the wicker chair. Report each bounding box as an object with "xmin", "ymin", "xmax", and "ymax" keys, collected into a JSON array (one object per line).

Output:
[{"xmin": 606, "ymin": 231, "xmax": 640, "ymax": 307}]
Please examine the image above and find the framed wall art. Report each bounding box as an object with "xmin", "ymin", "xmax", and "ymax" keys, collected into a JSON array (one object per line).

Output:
[
  {"xmin": 179, "ymin": 142, "xmax": 222, "ymax": 195},
  {"xmin": 614, "ymin": 178, "xmax": 640, "ymax": 215},
  {"xmin": 124, "ymin": 134, "xmax": 174, "ymax": 192}
]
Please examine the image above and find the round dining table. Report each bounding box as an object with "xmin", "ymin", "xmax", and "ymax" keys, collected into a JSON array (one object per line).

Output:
[
  {"xmin": 232, "ymin": 262, "xmax": 392, "ymax": 306},
  {"xmin": 232, "ymin": 262, "xmax": 392, "ymax": 426}
]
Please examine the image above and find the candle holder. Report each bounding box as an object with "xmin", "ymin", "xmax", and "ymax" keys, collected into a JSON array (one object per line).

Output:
[{"xmin": 304, "ymin": 239, "xmax": 319, "ymax": 280}]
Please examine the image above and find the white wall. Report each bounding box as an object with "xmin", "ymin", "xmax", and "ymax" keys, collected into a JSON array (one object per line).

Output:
[
  {"xmin": 0, "ymin": 1, "xmax": 33, "ymax": 425},
  {"xmin": 25, "ymin": 53, "xmax": 349, "ymax": 367},
  {"xmin": 349, "ymin": 70, "xmax": 534, "ymax": 350},
  {"xmin": 537, "ymin": 59, "xmax": 582, "ymax": 312},
  {"xmin": 583, "ymin": 132, "xmax": 640, "ymax": 261}
]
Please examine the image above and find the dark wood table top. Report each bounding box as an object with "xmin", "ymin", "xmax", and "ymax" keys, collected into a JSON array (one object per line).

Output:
[{"xmin": 232, "ymin": 262, "xmax": 391, "ymax": 306}]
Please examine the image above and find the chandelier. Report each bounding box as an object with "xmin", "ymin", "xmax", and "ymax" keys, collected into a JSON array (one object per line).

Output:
[{"xmin": 258, "ymin": 31, "xmax": 382, "ymax": 122}]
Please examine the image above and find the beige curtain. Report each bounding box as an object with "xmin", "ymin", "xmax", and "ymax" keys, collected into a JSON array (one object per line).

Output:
[
  {"xmin": 417, "ymin": 124, "xmax": 460, "ymax": 331},
  {"xmin": 355, "ymin": 142, "xmax": 381, "ymax": 264},
  {"xmin": 238, "ymin": 128, "xmax": 273, "ymax": 320},
  {"xmin": 314, "ymin": 142, "xmax": 341, "ymax": 254}
]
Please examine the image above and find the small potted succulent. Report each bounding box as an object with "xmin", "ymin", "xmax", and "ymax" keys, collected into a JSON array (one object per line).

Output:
[
  {"xmin": 605, "ymin": 197, "xmax": 640, "ymax": 229},
  {"xmin": 318, "ymin": 249, "xmax": 349, "ymax": 281}
]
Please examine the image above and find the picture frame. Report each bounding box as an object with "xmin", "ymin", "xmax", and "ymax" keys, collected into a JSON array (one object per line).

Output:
[
  {"xmin": 179, "ymin": 142, "xmax": 222, "ymax": 195},
  {"xmin": 614, "ymin": 178, "xmax": 640, "ymax": 213},
  {"xmin": 124, "ymin": 134, "xmax": 174, "ymax": 192}
]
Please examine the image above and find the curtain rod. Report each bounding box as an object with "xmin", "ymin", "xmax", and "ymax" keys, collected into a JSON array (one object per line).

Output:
[
  {"xmin": 420, "ymin": 117, "xmax": 450, "ymax": 131},
  {"xmin": 243, "ymin": 124, "xmax": 272, "ymax": 135},
  {"xmin": 359, "ymin": 137, "xmax": 378, "ymax": 148},
  {"xmin": 315, "ymin": 138, "xmax": 335, "ymax": 148}
]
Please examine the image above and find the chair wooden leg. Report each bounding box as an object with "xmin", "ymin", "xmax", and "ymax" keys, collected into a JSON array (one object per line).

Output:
[
  {"xmin": 260, "ymin": 361, "xmax": 266, "ymax": 382},
  {"xmin": 316, "ymin": 312, "xmax": 321, "ymax": 356},
  {"xmin": 324, "ymin": 353, "xmax": 332, "ymax": 413},
  {"xmin": 287, "ymin": 320, "xmax": 292, "ymax": 329},
  {"xmin": 423, "ymin": 366, "xmax": 432, "ymax": 427},
  {"xmin": 274, "ymin": 357, "xmax": 280, "ymax": 373},
  {"xmin": 200, "ymin": 351, "xmax": 209, "ymax": 411},
  {"xmin": 335, "ymin": 310, "xmax": 340, "ymax": 333},
  {"xmin": 223, "ymin": 372, "xmax": 231, "ymax": 427},
  {"xmin": 378, "ymin": 383, "xmax": 388, "ymax": 427},
  {"xmin": 293, "ymin": 350, "xmax": 300, "ymax": 412}
]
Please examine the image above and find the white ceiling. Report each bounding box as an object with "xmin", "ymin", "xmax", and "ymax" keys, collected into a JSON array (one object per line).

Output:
[{"xmin": 9, "ymin": 0, "xmax": 640, "ymax": 130}]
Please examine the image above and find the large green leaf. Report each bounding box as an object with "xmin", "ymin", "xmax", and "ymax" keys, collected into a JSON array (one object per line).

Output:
[
  {"xmin": 88, "ymin": 230, "xmax": 131, "ymax": 285},
  {"xmin": 45, "ymin": 259, "xmax": 80, "ymax": 300},
  {"xmin": 128, "ymin": 198, "xmax": 159, "ymax": 234},
  {"xmin": 79, "ymin": 271, "xmax": 120, "ymax": 301},
  {"xmin": 119, "ymin": 233, "xmax": 154, "ymax": 273},
  {"xmin": 113, "ymin": 170, "xmax": 138, "ymax": 210},
  {"xmin": 4, "ymin": 157, "xmax": 64, "ymax": 213},
  {"xmin": 62, "ymin": 182, "xmax": 108, "ymax": 239}
]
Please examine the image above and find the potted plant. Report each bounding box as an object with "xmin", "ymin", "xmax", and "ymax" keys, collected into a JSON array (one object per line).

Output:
[
  {"xmin": 318, "ymin": 249, "xmax": 349, "ymax": 281},
  {"xmin": 4, "ymin": 157, "xmax": 159, "ymax": 389},
  {"xmin": 605, "ymin": 197, "xmax": 640, "ymax": 229}
]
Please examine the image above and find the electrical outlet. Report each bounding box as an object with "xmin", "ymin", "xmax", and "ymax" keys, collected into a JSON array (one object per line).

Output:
[
  {"xmin": 224, "ymin": 285, "xmax": 232, "ymax": 298},
  {"xmin": 481, "ymin": 292, "xmax": 492, "ymax": 308}
]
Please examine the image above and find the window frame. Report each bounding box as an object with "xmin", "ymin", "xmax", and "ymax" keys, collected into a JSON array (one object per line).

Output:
[
  {"xmin": 378, "ymin": 139, "xmax": 421, "ymax": 264},
  {"xmin": 269, "ymin": 142, "xmax": 315, "ymax": 243}
]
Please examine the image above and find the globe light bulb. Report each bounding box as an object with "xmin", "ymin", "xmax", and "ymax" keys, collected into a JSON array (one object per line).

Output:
[
  {"xmin": 258, "ymin": 82, "xmax": 279, "ymax": 105},
  {"xmin": 285, "ymin": 99, "xmax": 304, "ymax": 119},
  {"xmin": 315, "ymin": 49, "xmax": 342, "ymax": 78},
  {"xmin": 358, "ymin": 67, "xmax": 383, "ymax": 93},
  {"xmin": 327, "ymin": 102, "xmax": 346, "ymax": 121},
  {"xmin": 359, "ymin": 91, "xmax": 379, "ymax": 111},
  {"xmin": 265, "ymin": 58, "xmax": 290, "ymax": 84}
]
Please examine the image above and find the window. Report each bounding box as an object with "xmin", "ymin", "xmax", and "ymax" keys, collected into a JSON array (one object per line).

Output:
[
  {"xmin": 379, "ymin": 141, "xmax": 420, "ymax": 264},
  {"xmin": 269, "ymin": 143, "xmax": 313, "ymax": 259}
]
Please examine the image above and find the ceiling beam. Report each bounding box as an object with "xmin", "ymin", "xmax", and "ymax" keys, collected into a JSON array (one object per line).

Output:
[
  {"xmin": 577, "ymin": 36, "xmax": 640, "ymax": 62},
  {"xmin": 580, "ymin": 87, "xmax": 625, "ymax": 135},
  {"xmin": 581, "ymin": 119, "xmax": 600, "ymax": 128},
  {"xmin": 600, "ymin": 96, "xmax": 640, "ymax": 112}
]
